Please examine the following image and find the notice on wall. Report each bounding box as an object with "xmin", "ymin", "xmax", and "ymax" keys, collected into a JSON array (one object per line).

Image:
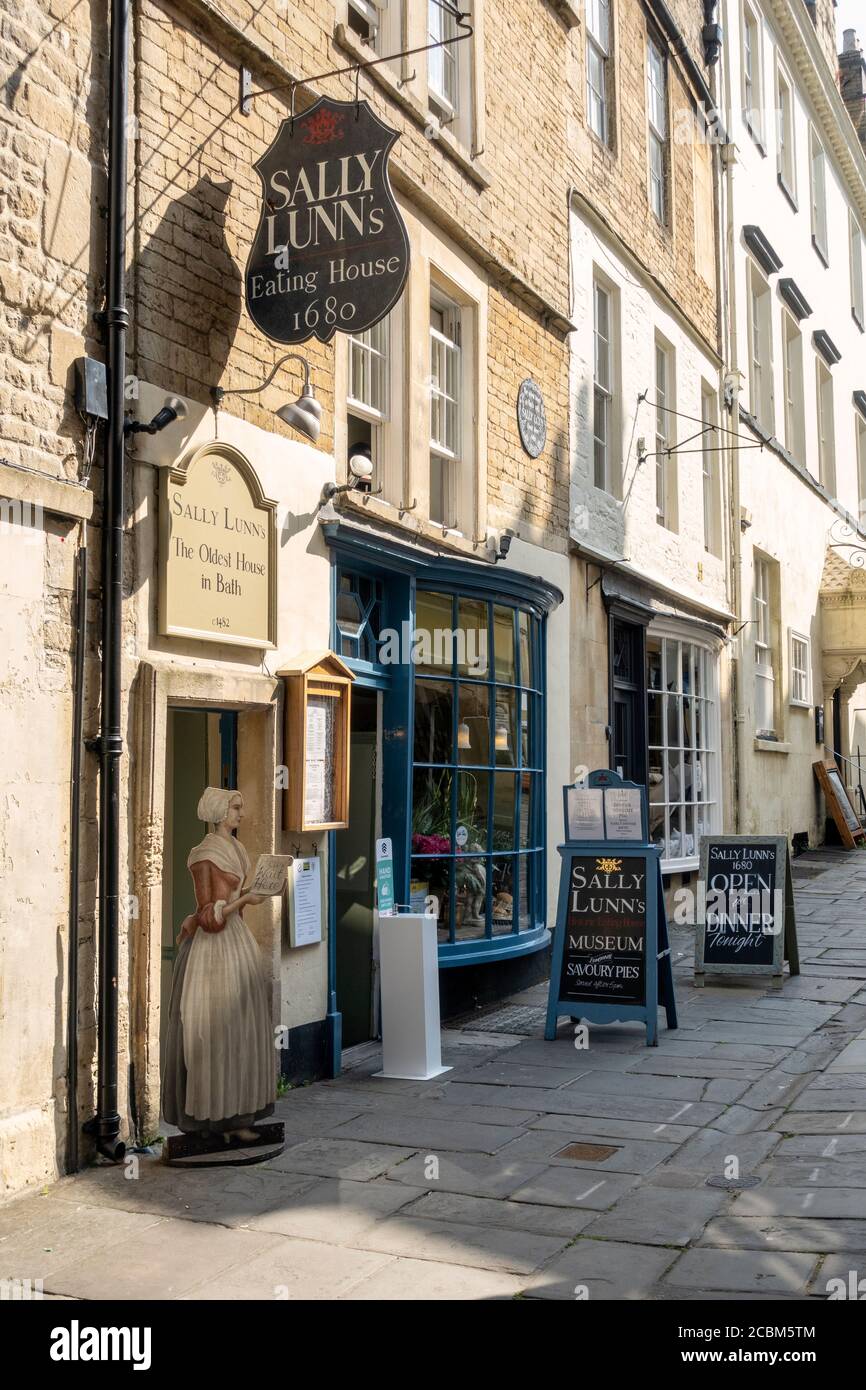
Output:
[
  {"xmin": 557, "ymin": 854, "xmax": 647, "ymax": 1006},
  {"xmin": 304, "ymin": 696, "xmax": 330, "ymax": 824},
  {"xmin": 159, "ymin": 446, "xmax": 276, "ymax": 649},
  {"xmin": 289, "ymin": 856, "xmax": 322, "ymax": 947}
]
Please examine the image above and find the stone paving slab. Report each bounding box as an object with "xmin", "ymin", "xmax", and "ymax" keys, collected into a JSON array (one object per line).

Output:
[
  {"xmin": 499, "ymin": 1128, "xmax": 679, "ymax": 1173},
  {"xmin": 43, "ymin": 1162, "xmax": 322, "ymax": 1227},
  {"xmin": 524, "ymin": 1114, "xmax": 698, "ymax": 1147},
  {"xmin": 774, "ymin": 1111, "xmax": 866, "ymax": 1133},
  {"xmin": 47, "ymin": 1220, "xmax": 286, "ymax": 1300},
  {"xmin": 445, "ymin": 1083, "xmax": 726, "ymax": 1127},
  {"xmin": 327, "ymin": 1114, "xmax": 527, "ymax": 1154},
  {"xmin": 520, "ymin": 1239, "xmax": 678, "ymax": 1300},
  {"xmin": 341, "ymin": 1255, "xmax": 524, "ymax": 1300},
  {"xmin": 583, "ymin": 1185, "xmax": 727, "ymax": 1246},
  {"xmin": 0, "ymin": 1198, "xmax": 164, "ymax": 1282},
  {"xmin": 776, "ymin": 1133, "xmax": 866, "ymax": 1157},
  {"xmin": 382, "ymin": 1150, "xmax": 548, "ymax": 1199},
  {"xmin": 508, "ymin": 1164, "xmax": 640, "ymax": 1209},
  {"xmin": 246, "ymin": 1177, "xmax": 424, "ymax": 1242},
  {"xmin": 181, "ymin": 1235, "xmax": 394, "ymax": 1300},
  {"xmin": 265, "ymin": 1138, "xmax": 418, "ymax": 1180},
  {"xmin": 733, "ymin": 1186, "xmax": 866, "ymax": 1219},
  {"xmin": 663, "ymin": 1248, "xmax": 818, "ymax": 1295},
  {"xmin": 397, "ymin": 1189, "xmax": 594, "ymax": 1237},
  {"xmin": 701, "ymin": 1216, "xmax": 866, "ymax": 1252},
  {"xmin": 346, "ymin": 1214, "xmax": 571, "ymax": 1273}
]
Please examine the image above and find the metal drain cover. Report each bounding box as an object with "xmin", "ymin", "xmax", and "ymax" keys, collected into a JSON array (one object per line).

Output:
[
  {"xmin": 705, "ymin": 1174, "xmax": 762, "ymax": 1190},
  {"xmin": 556, "ymin": 1142, "xmax": 620, "ymax": 1162}
]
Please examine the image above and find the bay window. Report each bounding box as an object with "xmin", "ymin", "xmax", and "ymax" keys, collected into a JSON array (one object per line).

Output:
[
  {"xmin": 411, "ymin": 593, "xmax": 545, "ymax": 949},
  {"xmin": 647, "ymin": 632, "xmax": 719, "ymax": 869}
]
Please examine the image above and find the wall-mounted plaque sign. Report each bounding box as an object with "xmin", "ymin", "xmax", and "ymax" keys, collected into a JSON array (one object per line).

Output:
[
  {"xmin": 517, "ymin": 378, "xmax": 547, "ymax": 458},
  {"xmin": 245, "ymin": 97, "xmax": 410, "ymax": 345},
  {"xmin": 695, "ymin": 836, "xmax": 800, "ymax": 985},
  {"xmin": 159, "ymin": 442, "xmax": 277, "ymax": 648}
]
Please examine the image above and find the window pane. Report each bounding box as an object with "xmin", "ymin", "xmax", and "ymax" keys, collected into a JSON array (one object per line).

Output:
[
  {"xmin": 493, "ymin": 605, "xmax": 516, "ymax": 682},
  {"xmin": 415, "ymin": 591, "xmax": 454, "ymax": 674},
  {"xmin": 492, "ymin": 771, "xmax": 517, "ymax": 851},
  {"xmin": 454, "ymin": 858, "xmax": 488, "ymax": 940},
  {"xmin": 414, "ymin": 680, "xmax": 453, "ymax": 764},
  {"xmin": 458, "ymin": 683, "xmax": 490, "ymax": 765},
  {"xmin": 412, "ymin": 767, "xmax": 452, "ymax": 851},
  {"xmin": 494, "ymin": 688, "xmax": 518, "ymax": 765},
  {"xmin": 492, "ymin": 856, "xmax": 516, "ymax": 934},
  {"xmin": 457, "ymin": 597, "xmax": 489, "ymax": 677},
  {"xmin": 519, "ymin": 771, "xmax": 536, "ymax": 848},
  {"xmin": 412, "ymin": 856, "xmax": 452, "ymax": 942},
  {"xmin": 458, "ymin": 769, "xmax": 489, "ymax": 851}
]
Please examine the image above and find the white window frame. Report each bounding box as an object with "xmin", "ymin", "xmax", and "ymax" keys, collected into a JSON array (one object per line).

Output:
[
  {"xmin": 593, "ymin": 276, "xmax": 616, "ymax": 492},
  {"xmin": 428, "ymin": 0, "xmax": 459, "ymax": 118},
  {"xmin": 810, "ymin": 127, "xmax": 829, "ymax": 264},
  {"xmin": 742, "ymin": 2, "xmax": 764, "ymax": 148},
  {"xmin": 851, "ymin": 210, "xmax": 865, "ymax": 330},
  {"xmin": 429, "ymin": 289, "xmax": 462, "ymax": 529},
  {"xmin": 654, "ymin": 335, "xmax": 675, "ymax": 528},
  {"xmin": 858, "ymin": 411, "xmax": 866, "ymax": 521},
  {"xmin": 586, "ymin": 0, "xmax": 612, "ymax": 146},
  {"xmin": 345, "ymin": 308, "xmax": 403, "ymax": 503},
  {"xmin": 700, "ymin": 384, "xmax": 720, "ymax": 556},
  {"xmin": 789, "ymin": 629, "xmax": 812, "ymax": 708},
  {"xmin": 776, "ymin": 61, "xmax": 796, "ymax": 200},
  {"xmin": 646, "ymin": 36, "xmax": 668, "ymax": 224},
  {"xmin": 348, "ymin": 317, "xmax": 390, "ymax": 423},
  {"xmin": 747, "ymin": 261, "xmax": 774, "ymax": 434},
  {"xmin": 347, "ymin": 0, "xmax": 393, "ymax": 51},
  {"xmin": 781, "ymin": 310, "xmax": 805, "ymax": 463},
  {"xmin": 646, "ymin": 626, "xmax": 722, "ymax": 874},
  {"xmin": 754, "ymin": 553, "xmax": 775, "ymax": 736},
  {"xmin": 816, "ymin": 356, "xmax": 836, "ymax": 495}
]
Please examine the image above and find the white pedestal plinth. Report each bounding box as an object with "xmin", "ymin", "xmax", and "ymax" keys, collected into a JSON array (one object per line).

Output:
[{"xmin": 375, "ymin": 912, "xmax": 451, "ymax": 1081}]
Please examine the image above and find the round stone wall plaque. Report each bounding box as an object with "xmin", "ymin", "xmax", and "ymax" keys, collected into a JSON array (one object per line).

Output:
[{"xmin": 517, "ymin": 378, "xmax": 547, "ymax": 458}]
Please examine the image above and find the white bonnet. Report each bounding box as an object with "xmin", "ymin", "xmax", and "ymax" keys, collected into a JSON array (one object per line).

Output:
[{"xmin": 196, "ymin": 786, "xmax": 242, "ymax": 824}]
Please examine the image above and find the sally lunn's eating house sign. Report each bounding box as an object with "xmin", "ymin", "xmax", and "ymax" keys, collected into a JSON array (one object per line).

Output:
[{"xmin": 246, "ymin": 97, "xmax": 410, "ymax": 345}]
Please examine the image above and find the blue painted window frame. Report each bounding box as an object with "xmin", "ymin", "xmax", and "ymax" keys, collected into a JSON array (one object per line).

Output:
[{"xmin": 326, "ymin": 524, "xmax": 559, "ymax": 968}]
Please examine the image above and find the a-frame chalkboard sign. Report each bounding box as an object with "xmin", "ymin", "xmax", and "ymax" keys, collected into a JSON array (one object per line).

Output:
[
  {"xmin": 546, "ymin": 770, "xmax": 677, "ymax": 1046},
  {"xmin": 695, "ymin": 835, "xmax": 800, "ymax": 988}
]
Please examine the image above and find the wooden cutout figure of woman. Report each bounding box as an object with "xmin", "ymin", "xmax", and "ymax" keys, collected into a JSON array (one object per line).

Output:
[{"xmin": 161, "ymin": 787, "xmax": 276, "ymax": 1147}]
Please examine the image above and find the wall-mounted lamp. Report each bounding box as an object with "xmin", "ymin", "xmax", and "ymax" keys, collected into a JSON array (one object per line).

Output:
[
  {"xmin": 211, "ymin": 353, "xmax": 322, "ymax": 443},
  {"xmin": 124, "ymin": 395, "xmax": 188, "ymax": 436},
  {"xmin": 321, "ymin": 445, "xmax": 383, "ymax": 504}
]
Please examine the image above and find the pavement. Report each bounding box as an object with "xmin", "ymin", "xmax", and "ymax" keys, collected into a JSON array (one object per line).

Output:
[{"xmin": 3, "ymin": 847, "xmax": 866, "ymax": 1301}]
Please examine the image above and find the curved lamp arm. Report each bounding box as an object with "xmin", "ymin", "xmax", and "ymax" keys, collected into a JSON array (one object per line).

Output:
[{"xmin": 211, "ymin": 353, "xmax": 312, "ymax": 407}]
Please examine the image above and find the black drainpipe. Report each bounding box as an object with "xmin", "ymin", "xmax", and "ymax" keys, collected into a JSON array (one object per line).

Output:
[{"xmin": 84, "ymin": 0, "xmax": 129, "ymax": 1163}]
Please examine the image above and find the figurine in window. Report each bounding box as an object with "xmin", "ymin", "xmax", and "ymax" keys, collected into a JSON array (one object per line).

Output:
[{"xmin": 161, "ymin": 786, "xmax": 275, "ymax": 1147}]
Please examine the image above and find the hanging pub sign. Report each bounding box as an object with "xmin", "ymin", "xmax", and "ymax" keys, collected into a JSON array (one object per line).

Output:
[
  {"xmin": 245, "ymin": 96, "xmax": 410, "ymax": 345},
  {"xmin": 695, "ymin": 836, "xmax": 800, "ymax": 986}
]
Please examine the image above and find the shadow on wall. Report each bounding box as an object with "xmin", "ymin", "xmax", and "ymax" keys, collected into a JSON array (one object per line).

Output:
[{"xmin": 135, "ymin": 174, "xmax": 242, "ymax": 404}]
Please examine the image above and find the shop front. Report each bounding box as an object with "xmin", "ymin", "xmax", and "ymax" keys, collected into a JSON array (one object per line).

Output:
[
  {"xmin": 603, "ymin": 572, "xmax": 729, "ymax": 881},
  {"xmin": 324, "ymin": 520, "xmax": 563, "ymax": 1039}
]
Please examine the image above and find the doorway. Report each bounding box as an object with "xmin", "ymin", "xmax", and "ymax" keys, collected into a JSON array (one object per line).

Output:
[
  {"xmin": 610, "ymin": 618, "xmax": 647, "ymax": 785},
  {"xmin": 160, "ymin": 708, "xmax": 237, "ymax": 1060},
  {"xmin": 334, "ymin": 687, "xmax": 379, "ymax": 1047}
]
